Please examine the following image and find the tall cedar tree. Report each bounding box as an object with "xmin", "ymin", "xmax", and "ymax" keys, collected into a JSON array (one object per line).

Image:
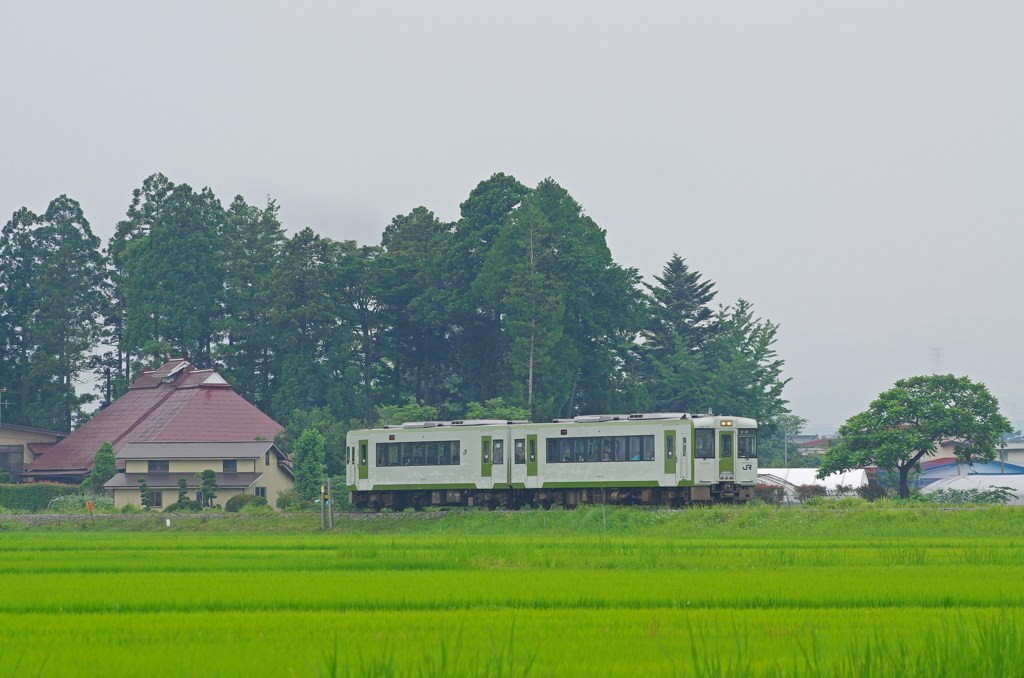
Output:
[
  {"xmin": 0, "ymin": 196, "xmax": 106, "ymax": 430},
  {"xmin": 263, "ymin": 229, "xmax": 358, "ymax": 422},
  {"xmin": 217, "ymin": 196, "xmax": 285, "ymax": 409},
  {"xmin": 478, "ymin": 179, "xmax": 644, "ymax": 420},
  {"xmin": 442, "ymin": 173, "xmax": 530, "ymax": 403},
  {"xmin": 109, "ymin": 174, "xmax": 225, "ymax": 380},
  {"xmin": 377, "ymin": 208, "xmax": 453, "ymax": 406}
]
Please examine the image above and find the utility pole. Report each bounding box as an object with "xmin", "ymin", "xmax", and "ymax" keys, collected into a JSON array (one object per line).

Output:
[
  {"xmin": 327, "ymin": 477, "xmax": 334, "ymax": 528},
  {"xmin": 783, "ymin": 422, "xmax": 788, "ymax": 466}
]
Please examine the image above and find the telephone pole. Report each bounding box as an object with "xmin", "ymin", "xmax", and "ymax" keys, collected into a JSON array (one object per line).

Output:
[{"xmin": 0, "ymin": 388, "xmax": 9, "ymax": 429}]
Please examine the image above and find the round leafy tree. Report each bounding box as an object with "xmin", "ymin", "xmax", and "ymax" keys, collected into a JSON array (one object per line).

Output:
[{"xmin": 819, "ymin": 375, "xmax": 1011, "ymax": 499}]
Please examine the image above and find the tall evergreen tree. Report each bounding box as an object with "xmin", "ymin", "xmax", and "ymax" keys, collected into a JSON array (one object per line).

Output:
[
  {"xmin": 263, "ymin": 228, "xmax": 358, "ymax": 421},
  {"xmin": 377, "ymin": 207, "xmax": 453, "ymax": 406},
  {"xmin": 444, "ymin": 173, "xmax": 530, "ymax": 403},
  {"xmin": 0, "ymin": 196, "xmax": 107, "ymax": 430},
  {"xmin": 217, "ymin": 195, "xmax": 285, "ymax": 408}
]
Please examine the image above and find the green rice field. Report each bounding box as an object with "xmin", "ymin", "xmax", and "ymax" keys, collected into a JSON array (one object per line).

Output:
[{"xmin": 2, "ymin": 504, "xmax": 1024, "ymax": 677}]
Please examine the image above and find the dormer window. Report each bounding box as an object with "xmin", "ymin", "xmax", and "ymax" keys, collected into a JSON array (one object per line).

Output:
[
  {"xmin": 148, "ymin": 460, "xmax": 169, "ymax": 472},
  {"xmin": 223, "ymin": 460, "xmax": 237, "ymax": 473}
]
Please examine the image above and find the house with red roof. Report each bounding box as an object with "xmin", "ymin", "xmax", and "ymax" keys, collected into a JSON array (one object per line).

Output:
[
  {"xmin": 24, "ymin": 357, "xmax": 284, "ymax": 484},
  {"xmin": 0, "ymin": 422, "xmax": 68, "ymax": 482}
]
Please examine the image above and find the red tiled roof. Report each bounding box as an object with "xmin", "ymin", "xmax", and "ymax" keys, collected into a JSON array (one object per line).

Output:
[
  {"xmin": 25, "ymin": 360, "xmax": 282, "ymax": 477},
  {"xmin": 26, "ymin": 443, "xmax": 55, "ymax": 456}
]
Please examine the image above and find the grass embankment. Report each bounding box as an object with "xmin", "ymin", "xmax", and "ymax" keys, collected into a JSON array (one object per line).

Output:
[{"xmin": 1, "ymin": 505, "xmax": 1023, "ymax": 677}]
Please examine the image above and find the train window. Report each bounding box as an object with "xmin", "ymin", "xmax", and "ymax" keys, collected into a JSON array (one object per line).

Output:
[
  {"xmin": 738, "ymin": 432, "xmax": 757, "ymax": 458},
  {"xmin": 390, "ymin": 445, "xmax": 400, "ymax": 466},
  {"xmin": 666, "ymin": 434, "xmax": 675, "ymax": 460},
  {"xmin": 515, "ymin": 439, "xmax": 526, "ymax": 464},
  {"xmin": 541, "ymin": 435, "xmax": 656, "ymax": 463},
  {"xmin": 482, "ymin": 439, "xmax": 491, "ymax": 465},
  {"xmin": 493, "ymin": 440, "xmax": 504, "ymax": 464},
  {"xmin": 680, "ymin": 437, "xmax": 687, "ymax": 457},
  {"xmin": 602, "ymin": 437, "xmax": 614, "ymax": 462},
  {"xmin": 694, "ymin": 430, "xmax": 715, "ymax": 458},
  {"xmin": 376, "ymin": 443, "xmax": 389, "ymax": 467},
  {"xmin": 441, "ymin": 441, "xmax": 452, "ymax": 465},
  {"xmin": 529, "ymin": 439, "xmax": 536, "ymax": 463},
  {"xmin": 643, "ymin": 436, "xmax": 655, "ymax": 461},
  {"xmin": 573, "ymin": 439, "xmax": 586, "ymax": 463},
  {"xmin": 426, "ymin": 442, "xmax": 438, "ymax": 465},
  {"xmin": 360, "ymin": 443, "xmax": 367, "ymax": 466},
  {"xmin": 452, "ymin": 447, "xmax": 461, "ymax": 465},
  {"xmin": 721, "ymin": 433, "xmax": 733, "ymax": 458}
]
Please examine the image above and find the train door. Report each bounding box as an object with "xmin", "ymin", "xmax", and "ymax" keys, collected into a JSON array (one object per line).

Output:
[
  {"xmin": 719, "ymin": 430, "xmax": 735, "ymax": 481},
  {"xmin": 526, "ymin": 434, "xmax": 539, "ymax": 489},
  {"xmin": 480, "ymin": 435, "xmax": 493, "ymax": 489},
  {"xmin": 511, "ymin": 434, "xmax": 527, "ymax": 488},
  {"xmin": 358, "ymin": 438, "xmax": 369, "ymax": 490},
  {"xmin": 673, "ymin": 425, "xmax": 691, "ymax": 486},
  {"xmin": 693, "ymin": 428, "xmax": 716, "ymax": 485}
]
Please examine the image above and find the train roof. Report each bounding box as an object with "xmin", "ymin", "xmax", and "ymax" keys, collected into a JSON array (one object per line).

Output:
[{"xmin": 351, "ymin": 412, "xmax": 756, "ymax": 433}]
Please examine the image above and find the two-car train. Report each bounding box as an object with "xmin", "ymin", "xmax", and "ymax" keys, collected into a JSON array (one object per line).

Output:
[{"xmin": 346, "ymin": 412, "xmax": 757, "ymax": 510}]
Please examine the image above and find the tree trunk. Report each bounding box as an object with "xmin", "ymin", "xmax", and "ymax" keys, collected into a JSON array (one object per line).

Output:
[{"xmin": 898, "ymin": 464, "xmax": 911, "ymax": 499}]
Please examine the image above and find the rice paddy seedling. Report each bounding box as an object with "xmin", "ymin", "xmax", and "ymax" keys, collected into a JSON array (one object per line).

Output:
[{"xmin": 0, "ymin": 506, "xmax": 1023, "ymax": 676}]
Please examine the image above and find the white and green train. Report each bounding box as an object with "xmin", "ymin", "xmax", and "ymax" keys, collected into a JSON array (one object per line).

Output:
[{"xmin": 346, "ymin": 412, "xmax": 757, "ymax": 509}]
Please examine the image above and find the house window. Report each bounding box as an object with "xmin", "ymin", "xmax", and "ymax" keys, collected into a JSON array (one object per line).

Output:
[
  {"xmin": 150, "ymin": 491, "xmax": 163, "ymax": 508},
  {"xmin": 265, "ymin": 452, "xmax": 270, "ymax": 466},
  {"xmin": 223, "ymin": 460, "xmax": 237, "ymax": 473},
  {"xmin": 255, "ymin": 487, "xmax": 267, "ymax": 498},
  {"xmin": 148, "ymin": 460, "xmax": 169, "ymax": 472}
]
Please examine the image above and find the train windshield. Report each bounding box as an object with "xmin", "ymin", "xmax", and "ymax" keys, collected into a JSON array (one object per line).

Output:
[
  {"xmin": 694, "ymin": 429, "xmax": 715, "ymax": 458},
  {"xmin": 738, "ymin": 429, "xmax": 757, "ymax": 458}
]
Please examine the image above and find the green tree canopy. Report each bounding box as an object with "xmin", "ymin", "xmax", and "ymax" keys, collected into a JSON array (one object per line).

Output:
[
  {"xmin": 819, "ymin": 375, "xmax": 1012, "ymax": 498},
  {"xmin": 292, "ymin": 428, "xmax": 327, "ymax": 501},
  {"xmin": 86, "ymin": 442, "xmax": 117, "ymax": 492}
]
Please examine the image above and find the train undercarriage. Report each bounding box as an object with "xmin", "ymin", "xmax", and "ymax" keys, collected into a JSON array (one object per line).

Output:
[{"xmin": 350, "ymin": 483, "xmax": 755, "ymax": 511}]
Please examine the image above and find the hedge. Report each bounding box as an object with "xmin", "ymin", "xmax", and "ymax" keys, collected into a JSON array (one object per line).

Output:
[
  {"xmin": 225, "ymin": 493, "xmax": 268, "ymax": 512},
  {"xmin": 0, "ymin": 483, "xmax": 80, "ymax": 511}
]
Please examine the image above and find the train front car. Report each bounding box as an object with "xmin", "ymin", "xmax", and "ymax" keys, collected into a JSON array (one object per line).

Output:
[
  {"xmin": 346, "ymin": 413, "xmax": 757, "ymax": 510},
  {"xmin": 690, "ymin": 415, "xmax": 758, "ymax": 502}
]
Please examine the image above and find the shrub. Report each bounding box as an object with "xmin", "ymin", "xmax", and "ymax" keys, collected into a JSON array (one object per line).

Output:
[
  {"xmin": 856, "ymin": 484, "xmax": 888, "ymax": 502},
  {"xmin": 0, "ymin": 483, "xmax": 80, "ymax": 512},
  {"xmin": 276, "ymin": 488, "xmax": 316, "ymax": 511},
  {"xmin": 754, "ymin": 484, "xmax": 785, "ymax": 505},
  {"xmin": 795, "ymin": 485, "xmax": 827, "ymax": 502},
  {"xmin": 48, "ymin": 495, "xmax": 114, "ymax": 512},
  {"xmin": 238, "ymin": 501, "xmax": 274, "ymax": 514},
  {"xmin": 163, "ymin": 500, "xmax": 203, "ymax": 513},
  {"xmin": 225, "ymin": 494, "xmax": 269, "ymax": 512},
  {"xmin": 924, "ymin": 486, "xmax": 1015, "ymax": 505}
]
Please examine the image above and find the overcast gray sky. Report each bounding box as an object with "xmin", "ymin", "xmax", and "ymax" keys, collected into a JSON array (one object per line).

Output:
[{"xmin": 3, "ymin": 1, "xmax": 1022, "ymax": 433}]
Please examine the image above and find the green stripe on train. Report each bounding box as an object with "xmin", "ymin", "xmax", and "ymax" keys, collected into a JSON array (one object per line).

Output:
[
  {"xmin": 370, "ymin": 483, "xmax": 477, "ymax": 491},
  {"xmin": 541, "ymin": 481, "xmax": 659, "ymax": 488}
]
